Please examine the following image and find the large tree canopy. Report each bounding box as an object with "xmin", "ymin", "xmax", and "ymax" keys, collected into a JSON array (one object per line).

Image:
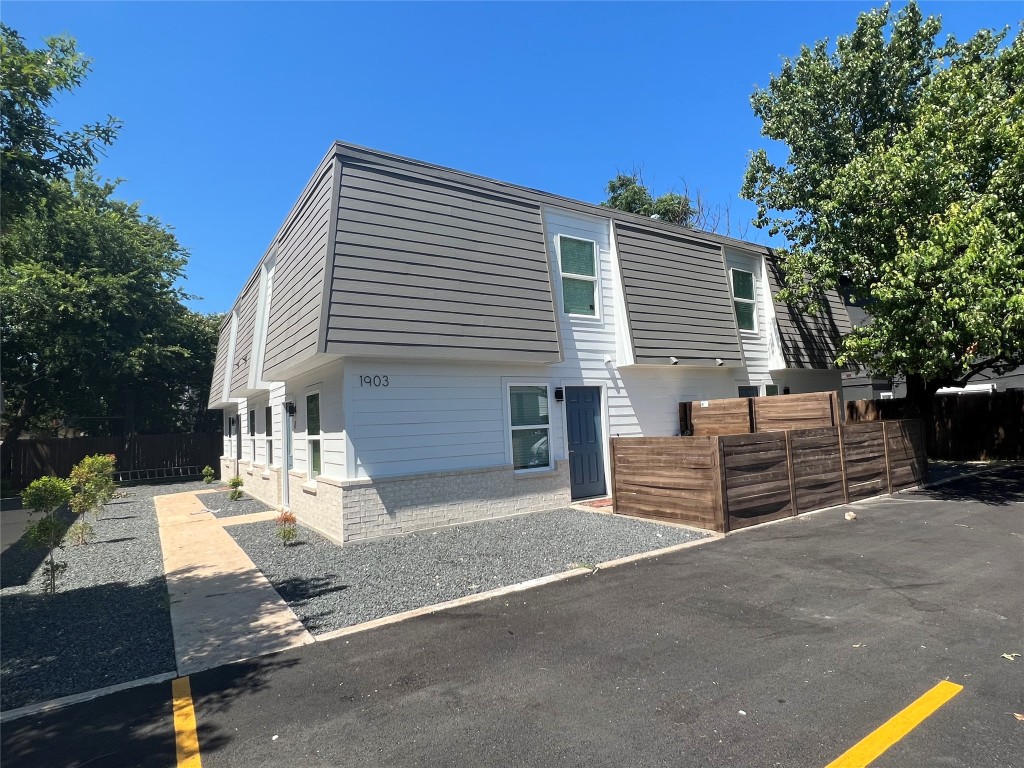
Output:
[
  {"xmin": 602, "ymin": 171, "xmax": 696, "ymax": 227},
  {"xmin": 741, "ymin": 2, "xmax": 1023, "ymax": 395},
  {"xmin": 1, "ymin": 174, "xmax": 221, "ymax": 442},
  {"xmin": 0, "ymin": 23, "xmax": 120, "ymax": 235},
  {"xmin": 1, "ymin": 26, "xmax": 219, "ymax": 445}
]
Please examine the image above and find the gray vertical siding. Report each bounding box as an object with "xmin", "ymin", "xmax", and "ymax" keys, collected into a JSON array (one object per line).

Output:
[
  {"xmin": 262, "ymin": 159, "xmax": 337, "ymax": 381},
  {"xmin": 208, "ymin": 320, "xmax": 233, "ymax": 407},
  {"xmin": 763, "ymin": 256, "xmax": 852, "ymax": 368},
  {"xmin": 613, "ymin": 223, "xmax": 744, "ymax": 366},
  {"xmin": 324, "ymin": 160, "xmax": 560, "ymax": 364},
  {"xmin": 228, "ymin": 277, "xmax": 260, "ymax": 396}
]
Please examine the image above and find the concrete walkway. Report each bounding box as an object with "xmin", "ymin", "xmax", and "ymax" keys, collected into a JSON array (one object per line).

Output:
[{"xmin": 155, "ymin": 491, "xmax": 313, "ymax": 676}]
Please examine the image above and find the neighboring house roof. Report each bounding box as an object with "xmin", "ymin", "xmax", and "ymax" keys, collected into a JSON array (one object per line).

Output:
[
  {"xmin": 763, "ymin": 258, "xmax": 852, "ymax": 369},
  {"xmin": 209, "ymin": 142, "xmax": 851, "ymax": 407}
]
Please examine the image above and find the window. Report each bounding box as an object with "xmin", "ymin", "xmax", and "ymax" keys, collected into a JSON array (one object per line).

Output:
[
  {"xmin": 248, "ymin": 410, "xmax": 256, "ymax": 461},
  {"xmin": 558, "ymin": 235, "xmax": 597, "ymax": 317},
  {"xmin": 306, "ymin": 393, "xmax": 321, "ymax": 479},
  {"xmin": 731, "ymin": 268, "xmax": 757, "ymax": 332},
  {"xmin": 764, "ymin": 384, "xmax": 779, "ymax": 396},
  {"xmin": 509, "ymin": 385, "xmax": 551, "ymax": 471},
  {"xmin": 738, "ymin": 385, "xmax": 759, "ymax": 398},
  {"xmin": 265, "ymin": 406, "xmax": 274, "ymax": 466}
]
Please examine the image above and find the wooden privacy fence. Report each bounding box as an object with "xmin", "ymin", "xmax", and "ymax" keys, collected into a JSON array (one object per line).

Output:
[
  {"xmin": 612, "ymin": 419, "xmax": 927, "ymax": 533},
  {"xmin": 847, "ymin": 389, "xmax": 1024, "ymax": 460},
  {"xmin": 680, "ymin": 391, "xmax": 841, "ymax": 437},
  {"xmin": 1, "ymin": 433, "xmax": 222, "ymax": 491}
]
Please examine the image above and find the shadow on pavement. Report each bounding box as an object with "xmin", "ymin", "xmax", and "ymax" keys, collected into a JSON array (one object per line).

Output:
[{"xmin": 918, "ymin": 464, "xmax": 1024, "ymax": 505}]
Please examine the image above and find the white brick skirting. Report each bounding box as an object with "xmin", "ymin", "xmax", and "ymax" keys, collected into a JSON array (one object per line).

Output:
[
  {"xmin": 232, "ymin": 462, "xmax": 572, "ymax": 546},
  {"xmin": 339, "ymin": 462, "xmax": 571, "ymax": 543}
]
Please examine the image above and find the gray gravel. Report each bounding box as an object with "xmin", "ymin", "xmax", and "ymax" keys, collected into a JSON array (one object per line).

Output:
[
  {"xmin": 0, "ymin": 480, "xmax": 206, "ymax": 712},
  {"xmin": 229, "ymin": 508, "xmax": 709, "ymax": 635},
  {"xmin": 201, "ymin": 489, "xmax": 275, "ymax": 518}
]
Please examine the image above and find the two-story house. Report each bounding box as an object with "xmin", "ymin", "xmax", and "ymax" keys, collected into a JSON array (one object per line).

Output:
[{"xmin": 209, "ymin": 142, "xmax": 850, "ymax": 544}]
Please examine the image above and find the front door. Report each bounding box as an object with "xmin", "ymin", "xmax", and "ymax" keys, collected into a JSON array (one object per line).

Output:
[{"xmin": 565, "ymin": 386, "xmax": 606, "ymax": 499}]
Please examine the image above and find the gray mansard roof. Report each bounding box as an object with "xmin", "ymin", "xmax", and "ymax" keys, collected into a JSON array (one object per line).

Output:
[{"xmin": 209, "ymin": 142, "xmax": 850, "ymax": 407}]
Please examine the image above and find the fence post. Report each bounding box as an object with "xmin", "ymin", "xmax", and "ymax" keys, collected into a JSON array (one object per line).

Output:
[
  {"xmin": 829, "ymin": 390, "xmax": 841, "ymax": 427},
  {"xmin": 609, "ymin": 438, "xmax": 618, "ymax": 511},
  {"xmin": 782, "ymin": 434, "xmax": 798, "ymax": 518},
  {"xmin": 712, "ymin": 436, "xmax": 730, "ymax": 534},
  {"xmin": 881, "ymin": 421, "xmax": 894, "ymax": 495},
  {"xmin": 837, "ymin": 423, "xmax": 850, "ymax": 504}
]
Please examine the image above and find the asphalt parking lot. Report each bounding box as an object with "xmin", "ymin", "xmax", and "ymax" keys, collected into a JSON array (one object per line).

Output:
[{"xmin": 3, "ymin": 466, "xmax": 1022, "ymax": 768}]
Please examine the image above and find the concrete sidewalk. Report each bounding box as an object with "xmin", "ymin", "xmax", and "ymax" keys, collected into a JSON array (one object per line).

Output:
[{"xmin": 155, "ymin": 492, "xmax": 312, "ymax": 676}]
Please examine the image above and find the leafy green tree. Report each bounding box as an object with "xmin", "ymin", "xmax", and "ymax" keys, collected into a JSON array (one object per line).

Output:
[
  {"xmin": 21, "ymin": 475, "xmax": 72, "ymax": 595},
  {"xmin": 741, "ymin": 2, "xmax": 1023, "ymax": 406},
  {"xmin": 602, "ymin": 171, "xmax": 696, "ymax": 226},
  {"xmin": 0, "ymin": 24, "xmax": 120, "ymax": 237},
  {"xmin": 0, "ymin": 174, "xmax": 216, "ymax": 445}
]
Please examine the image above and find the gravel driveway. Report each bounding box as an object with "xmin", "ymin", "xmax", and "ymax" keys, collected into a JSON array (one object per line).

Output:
[
  {"xmin": 0, "ymin": 480, "xmax": 206, "ymax": 712},
  {"xmin": 229, "ymin": 508, "xmax": 709, "ymax": 635}
]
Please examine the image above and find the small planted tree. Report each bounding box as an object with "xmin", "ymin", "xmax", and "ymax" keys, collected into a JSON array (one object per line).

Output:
[
  {"xmin": 21, "ymin": 476, "xmax": 73, "ymax": 595},
  {"xmin": 228, "ymin": 476, "xmax": 244, "ymax": 501},
  {"xmin": 275, "ymin": 511, "xmax": 298, "ymax": 547},
  {"xmin": 202, "ymin": 465, "xmax": 215, "ymax": 484},
  {"xmin": 70, "ymin": 454, "xmax": 117, "ymax": 520}
]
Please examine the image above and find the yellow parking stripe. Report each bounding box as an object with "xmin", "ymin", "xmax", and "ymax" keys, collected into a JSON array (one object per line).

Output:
[
  {"xmin": 826, "ymin": 680, "xmax": 963, "ymax": 768},
  {"xmin": 171, "ymin": 676, "xmax": 203, "ymax": 768}
]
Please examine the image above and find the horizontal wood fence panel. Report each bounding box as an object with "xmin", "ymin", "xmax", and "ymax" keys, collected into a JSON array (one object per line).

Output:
[
  {"xmin": 753, "ymin": 391, "xmax": 838, "ymax": 433},
  {"xmin": 789, "ymin": 427, "xmax": 845, "ymax": 513},
  {"xmin": 686, "ymin": 399, "xmax": 752, "ymax": 436},
  {"xmin": 611, "ymin": 420, "xmax": 927, "ymax": 534},
  {"xmin": 2, "ymin": 433, "xmax": 222, "ymax": 491},
  {"xmin": 846, "ymin": 390, "xmax": 1023, "ymax": 460}
]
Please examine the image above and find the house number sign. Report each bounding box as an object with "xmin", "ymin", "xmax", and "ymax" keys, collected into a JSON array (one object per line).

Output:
[{"xmin": 359, "ymin": 375, "xmax": 389, "ymax": 387}]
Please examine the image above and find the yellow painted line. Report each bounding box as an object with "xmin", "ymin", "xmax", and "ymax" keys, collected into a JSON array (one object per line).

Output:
[
  {"xmin": 826, "ymin": 680, "xmax": 963, "ymax": 768},
  {"xmin": 171, "ymin": 676, "xmax": 203, "ymax": 768}
]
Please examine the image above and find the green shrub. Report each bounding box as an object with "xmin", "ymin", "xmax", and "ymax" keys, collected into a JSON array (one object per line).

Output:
[
  {"xmin": 70, "ymin": 453, "xmax": 117, "ymax": 520},
  {"xmin": 21, "ymin": 476, "xmax": 73, "ymax": 595},
  {"xmin": 202, "ymin": 465, "xmax": 215, "ymax": 484},
  {"xmin": 275, "ymin": 510, "xmax": 298, "ymax": 547},
  {"xmin": 67, "ymin": 519, "xmax": 95, "ymax": 546},
  {"xmin": 228, "ymin": 475, "xmax": 244, "ymax": 501}
]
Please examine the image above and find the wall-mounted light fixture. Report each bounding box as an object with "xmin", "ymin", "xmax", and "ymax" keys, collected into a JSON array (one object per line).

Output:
[
  {"xmin": 554, "ymin": 387, "xmax": 564, "ymax": 402},
  {"xmin": 669, "ymin": 356, "xmax": 679, "ymax": 365},
  {"xmin": 715, "ymin": 358, "xmax": 725, "ymax": 367},
  {"xmin": 284, "ymin": 401, "xmax": 296, "ymax": 416}
]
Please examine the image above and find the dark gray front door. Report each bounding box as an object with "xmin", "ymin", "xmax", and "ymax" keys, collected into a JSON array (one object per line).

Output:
[{"xmin": 565, "ymin": 386, "xmax": 606, "ymax": 499}]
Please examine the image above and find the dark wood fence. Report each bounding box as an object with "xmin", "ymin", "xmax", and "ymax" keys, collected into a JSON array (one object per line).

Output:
[
  {"xmin": 846, "ymin": 390, "xmax": 1024, "ymax": 460},
  {"xmin": 680, "ymin": 391, "xmax": 841, "ymax": 437},
  {"xmin": 1, "ymin": 433, "xmax": 223, "ymax": 491},
  {"xmin": 612, "ymin": 420, "xmax": 927, "ymax": 533}
]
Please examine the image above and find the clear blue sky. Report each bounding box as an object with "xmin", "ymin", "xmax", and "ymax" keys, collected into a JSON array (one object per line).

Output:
[{"xmin": 4, "ymin": 1, "xmax": 1017, "ymax": 314}]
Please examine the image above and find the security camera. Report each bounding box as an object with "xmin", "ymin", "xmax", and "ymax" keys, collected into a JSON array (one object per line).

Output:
[
  {"xmin": 716, "ymin": 358, "xmax": 725, "ymax": 367},
  {"xmin": 669, "ymin": 356, "xmax": 679, "ymax": 365}
]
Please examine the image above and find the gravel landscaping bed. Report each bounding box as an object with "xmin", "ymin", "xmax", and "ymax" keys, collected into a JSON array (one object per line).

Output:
[
  {"xmin": 201, "ymin": 490, "xmax": 275, "ymax": 518},
  {"xmin": 229, "ymin": 508, "xmax": 709, "ymax": 635},
  {"xmin": 0, "ymin": 480, "xmax": 206, "ymax": 712}
]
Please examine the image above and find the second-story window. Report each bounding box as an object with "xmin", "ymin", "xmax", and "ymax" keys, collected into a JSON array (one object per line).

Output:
[
  {"xmin": 558, "ymin": 235, "xmax": 597, "ymax": 317},
  {"xmin": 731, "ymin": 269, "xmax": 757, "ymax": 332}
]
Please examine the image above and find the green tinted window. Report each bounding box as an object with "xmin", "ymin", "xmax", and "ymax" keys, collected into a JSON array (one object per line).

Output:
[
  {"xmin": 562, "ymin": 278, "xmax": 595, "ymax": 316},
  {"xmin": 510, "ymin": 386, "xmax": 548, "ymax": 427},
  {"xmin": 732, "ymin": 270, "xmax": 755, "ymax": 300},
  {"xmin": 559, "ymin": 236, "xmax": 595, "ymax": 277},
  {"xmin": 511, "ymin": 428, "xmax": 549, "ymax": 470},
  {"xmin": 309, "ymin": 440, "xmax": 321, "ymax": 478},
  {"xmin": 735, "ymin": 300, "xmax": 756, "ymax": 331},
  {"xmin": 306, "ymin": 394, "xmax": 320, "ymax": 435}
]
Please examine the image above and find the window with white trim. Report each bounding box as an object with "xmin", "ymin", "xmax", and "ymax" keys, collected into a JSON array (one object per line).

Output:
[
  {"xmin": 248, "ymin": 409, "xmax": 256, "ymax": 461},
  {"xmin": 738, "ymin": 385, "xmax": 759, "ymax": 398},
  {"xmin": 558, "ymin": 235, "xmax": 597, "ymax": 317},
  {"xmin": 731, "ymin": 268, "xmax": 757, "ymax": 332},
  {"xmin": 264, "ymin": 405, "xmax": 274, "ymax": 466},
  {"xmin": 306, "ymin": 393, "xmax": 321, "ymax": 479},
  {"xmin": 764, "ymin": 384, "xmax": 779, "ymax": 396},
  {"xmin": 509, "ymin": 385, "xmax": 551, "ymax": 471}
]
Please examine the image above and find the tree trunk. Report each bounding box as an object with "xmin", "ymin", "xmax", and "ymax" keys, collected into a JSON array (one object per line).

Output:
[{"xmin": 1, "ymin": 398, "xmax": 33, "ymax": 450}]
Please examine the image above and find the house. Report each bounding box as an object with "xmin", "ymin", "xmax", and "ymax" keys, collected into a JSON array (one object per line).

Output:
[{"xmin": 208, "ymin": 142, "xmax": 851, "ymax": 544}]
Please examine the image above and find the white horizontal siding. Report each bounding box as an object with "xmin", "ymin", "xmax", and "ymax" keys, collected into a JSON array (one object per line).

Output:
[
  {"xmin": 286, "ymin": 361, "xmax": 345, "ymax": 479},
  {"xmin": 725, "ymin": 247, "xmax": 774, "ymax": 392}
]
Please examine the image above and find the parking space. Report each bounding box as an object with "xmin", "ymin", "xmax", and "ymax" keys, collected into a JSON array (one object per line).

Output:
[{"xmin": 3, "ymin": 466, "xmax": 1021, "ymax": 767}]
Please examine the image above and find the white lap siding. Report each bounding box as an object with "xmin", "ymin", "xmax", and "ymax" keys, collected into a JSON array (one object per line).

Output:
[
  {"xmin": 724, "ymin": 246, "xmax": 774, "ymax": 394},
  {"xmin": 286, "ymin": 361, "xmax": 345, "ymax": 480}
]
